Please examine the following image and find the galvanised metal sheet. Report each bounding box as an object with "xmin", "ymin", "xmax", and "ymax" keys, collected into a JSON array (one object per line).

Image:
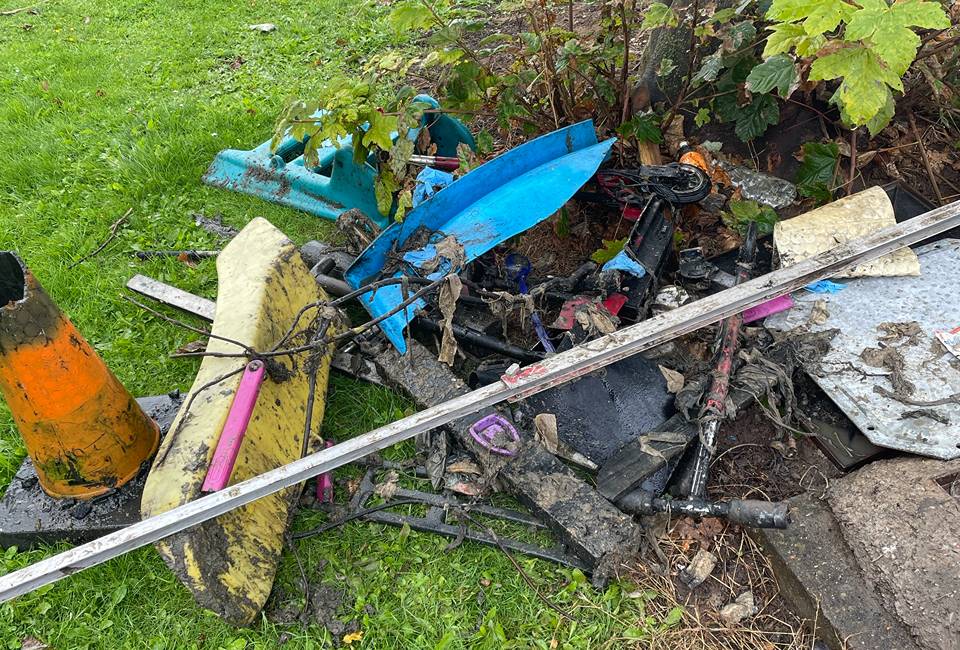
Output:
[{"xmin": 767, "ymin": 239, "xmax": 960, "ymax": 459}]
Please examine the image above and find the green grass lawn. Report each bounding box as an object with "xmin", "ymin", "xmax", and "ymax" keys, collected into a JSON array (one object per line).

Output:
[{"xmin": 0, "ymin": 1, "xmax": 677, "ymax": 647}]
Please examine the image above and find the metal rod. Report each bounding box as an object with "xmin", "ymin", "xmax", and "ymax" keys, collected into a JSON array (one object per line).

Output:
[
  {"xmin": 688, "ymin": 222, "xmax": 757, "ymax": 499},
  {"xmin": 3, "ymin": 199, "xmax": 959, "ymax": 602}
]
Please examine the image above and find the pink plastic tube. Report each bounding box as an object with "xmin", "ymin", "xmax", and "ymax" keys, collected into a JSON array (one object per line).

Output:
[{"xmin": 201, "ymin": 360, "xmax": 267, "ymax": 493}]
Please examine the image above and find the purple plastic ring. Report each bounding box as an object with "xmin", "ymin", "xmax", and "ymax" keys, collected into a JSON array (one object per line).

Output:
[{"xmin": 468, "ymin": 413, "xmax": 520, "ymax": 456}]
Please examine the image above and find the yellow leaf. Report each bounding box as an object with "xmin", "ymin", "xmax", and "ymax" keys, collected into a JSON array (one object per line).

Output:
[{"xmin": 343, "ymin": 630, "xmax": 364, "ymax": 644}]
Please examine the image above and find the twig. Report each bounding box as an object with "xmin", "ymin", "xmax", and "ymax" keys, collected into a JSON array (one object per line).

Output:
[
  {"xmin": 171, "ymin": 276, "xmax": 447, "ymax": 361},
  {"xmin": 875, "ymin": 385, "xmax": 960, "ymax": 407},
  {"xmin": 123, "ymin": 295, "xmax": 257, "ymax": 356},
  {"xmin": 916, "ymin": 34, "xmax": 960, "ymax": 61},
  {"xmin": 619, "ymin": 0, "xmax": 631, "ymax": 125},
  {"xmin": 785, "ymin": 97, "xmax": 836, "ymax": 124},
  {"xmin": 846, "ymin": 128, "xmax": 857, "ymax": 196},
  {"xmin": 283, "ymin": 532, "xmax": 312, "ymax": 624},
  {"xmin": 908, "ymin": 112, "xmax": 944, "ymax": 205},
  {"xmin": 301, "ymin": 318, "xmax": 332, "ymax": 457},
  {"xmin": 68, "ymin": 208, "xmax": 132, "ymax": 268},
  {"xmin": 660, "ymin": 0, "xmax": 701, "ymax": 133},
  {"xmin": 0, "ymin": 5, "xmax": 35, "ymax": 15},
  {"xmin": 155, "ymin": 365, "xmax": 247, "ymax": 465}
]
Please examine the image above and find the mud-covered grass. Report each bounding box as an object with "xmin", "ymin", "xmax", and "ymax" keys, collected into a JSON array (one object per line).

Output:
[{"xmin": 0, "ymin": 1, "xmax": 687, "ymax": 648}]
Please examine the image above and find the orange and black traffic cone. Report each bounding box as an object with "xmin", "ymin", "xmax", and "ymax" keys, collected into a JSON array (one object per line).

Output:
[{"xmin": 0, "ymin": 252, "xmax": 159, "ymax": 499}]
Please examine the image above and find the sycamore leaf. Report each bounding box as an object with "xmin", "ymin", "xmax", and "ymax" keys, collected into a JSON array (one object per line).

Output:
[
  {"xmin": 864, "ymin": 86, "xmax": 896, "ymax": 136},
  {"xmin": 766, "ymin": 0, "xmax": 857, "ymax": 36},
  {"xmin": 795, "ymin": 141, "xmax": 839, "ymax": 204},
  {"xmin": 844, "ymin": 0, "xmax": 949, "ymax": 75},
  {"xmin": 642, "ymin": 3, "xmax": 678, "ymax": 30},
  {"xmin": 591, "ymin": 238, "xmax": 628, "ymax": 264},
  {"xmin": 362, "ymin": 110, "xmax": 398, "ymax": 151},
  {"xmin": 734, "ymin": 94, "xmax": 780, "ymax": 142},
  {"xmin": 746, "ymin": 55, "xmax": 797, "ymax": 96},
  {"xmin": 839, "ymin": 85, "xmax": 895, "ymax": 135},
  {"xmin": 809, "ymin": 45, "xmax": 902, "ymax": 126},
  {"xmin": 389, "ymin": 1, "xmax": 435, "ymax": 32},
  {"xmin": 763, "ymin": 22, "xmax": 825, "ymax": 58}
]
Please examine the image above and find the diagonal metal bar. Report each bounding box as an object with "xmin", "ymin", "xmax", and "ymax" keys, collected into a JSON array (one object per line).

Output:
[{"xmin": 1, "ymin": 200, "xmax": 959, "ymax": 602}]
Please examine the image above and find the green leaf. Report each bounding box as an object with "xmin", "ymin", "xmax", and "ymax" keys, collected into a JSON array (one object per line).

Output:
[
  {"xmin": 721, "ymin": 21, "xmax": 757, "ymax": 51},
  {"xmin": 693, "ymin": 52, "xmax": 725, "ymax": 84},
  {"xmin": 844, "ymin": 0, "xmax": 949, "ymax": 74},
  {"xmin": 618, "ymin": 114, "xmax": 663, "ymax": 144},
  {"xmin": 388, "ymin": 136, "xmax": 414, "ymax": 177},
  {"xmin": 863, "ymin": 86, "xmax": 895, "ymax": 136},
  {"xmin": 722, "ymin": 199, "xmax": 779, "ymax": 235},
  {"xmin": 694, "ymin": 107, "xmax": 711, "ymax": 127},
  {"xmin": 662, "ymin": 605, "xmax": 685, "ymax": 627},
  {"xmin": 657, "ymin": 57, "xmax": 677, "ymax": 78},
  {"xmin": 809, "ymin": 44, "xmax": 903, "ymax": 126},
  {"xmin": 555, "ymin": 207, "xmax": 570, "ymax": 238},
  {"xmin": 374, "ymin": 168, "xmax": 400, "ymax": 217},
  {"xmin": 362, "ymin": 110, "xmax": 398, "ymax": 151},
  {"xmin": 389, "ymin": 1, "xmax": 435, "ymax": 32},
  {"xmin": 475, "ymin": 130, "xmax": 494, "ymax": 155},
  {"xmin": 795, "ymin": 141, "xmax": 839, "ymax": 203},
  {"xmin": 591, "ymin": 238, "xmax": 628, "ymax": 264},
  {"xmin": 478, "ymin": 32, "xmax": 513, "ymax": 46},
  {"xmin": 641, "ymin": 3, "xmax": 678, "ymax": 30},
  {"xmin": 746, "ymin": 54, "xmax": 797, "ymax": 96},
  {"xmin": 734, "ymin": 94, "xmax": 780, "ymax": 141},
  {"xmin": 762, "ymin": 22, "xmax": 825, "ymax": 58},
  {"xmin": 712, "ymin": 7, "xmax": 737, "ymax": 24},
  {"xmin": 766, "ymin": 0, "xmax": 857, "ymax": 36}
]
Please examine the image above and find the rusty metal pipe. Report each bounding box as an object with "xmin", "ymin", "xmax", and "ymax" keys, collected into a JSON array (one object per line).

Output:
[{"xmin": 0, "ymin": 252, "xmax": 159, "ymax": 499}]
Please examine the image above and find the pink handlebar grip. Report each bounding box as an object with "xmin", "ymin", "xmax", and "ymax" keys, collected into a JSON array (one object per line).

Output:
[{"xmin": 201, "ymin": 360, "xmax": 267, "ymax": 492}]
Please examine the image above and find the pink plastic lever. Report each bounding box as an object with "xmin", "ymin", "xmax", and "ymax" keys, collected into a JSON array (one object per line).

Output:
[
  {"xmin": 743, "ymin": 294, "xmax": 794, "ymax": 324},
  {"xmin": 201, "ymin": 360, "xmax": 267, "ymax": 492},
  {"xmin": 316, "ymin": 440, "xmax": 335, "ymax": 504}
]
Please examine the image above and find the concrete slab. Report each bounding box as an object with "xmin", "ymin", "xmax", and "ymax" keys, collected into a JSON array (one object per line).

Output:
[
  {"xmin": 751, "ymin": 492, "xmax": 920, "ymax": 650},
  {"xmin": 0, "ymin": 394, "xmax": 182, "ymax": 549},
  {"xmin": 828, "ymin": 457, "xmax": 960, "ymax": 650}
]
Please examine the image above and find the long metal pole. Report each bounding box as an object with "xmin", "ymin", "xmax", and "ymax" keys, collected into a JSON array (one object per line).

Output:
[{"xmin": 2, "ymin": 200, "xmax": 959, "ymax": 601}]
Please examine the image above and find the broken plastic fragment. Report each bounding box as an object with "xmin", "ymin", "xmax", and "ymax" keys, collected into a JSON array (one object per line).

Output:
[
  {"xmin": 805, "ymin": 279, "xmax": 846, "ymax": 294},
  {"xmin": 602, "ymin": 249, "xmax": 647, "ymax": 278},
  {"xmin": 412, "ymin": 167, "xmax": 454, "ymax": 207}
]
